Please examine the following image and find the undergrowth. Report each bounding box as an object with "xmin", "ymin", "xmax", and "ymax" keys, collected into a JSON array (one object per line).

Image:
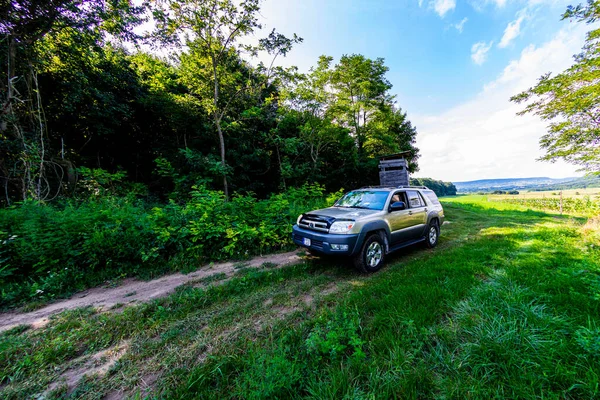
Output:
[{"xmin": 0, "ymin": 184, "xmax": 342, "ymax": 309}]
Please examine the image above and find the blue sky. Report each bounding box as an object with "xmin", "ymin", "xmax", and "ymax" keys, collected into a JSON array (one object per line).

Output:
[{"xmin": 256, "ymin": 0, "xmax": 588, "ymax": 181}]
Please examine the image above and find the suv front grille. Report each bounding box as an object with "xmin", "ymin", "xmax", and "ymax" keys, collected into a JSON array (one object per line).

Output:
[{"xmin": 299, "ymin": 215, "xmax": 329, "ymax": 233}]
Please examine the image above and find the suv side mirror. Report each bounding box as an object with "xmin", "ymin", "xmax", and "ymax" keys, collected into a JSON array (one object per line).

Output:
[{"xmin": 389, "ymin": 201, "xmax": 406, "ymax": 212}]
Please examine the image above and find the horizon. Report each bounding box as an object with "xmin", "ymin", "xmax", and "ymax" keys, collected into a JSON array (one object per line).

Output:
[{"xmin": 450, "ymin": 175, "xmax": 581, "ymax": 183}]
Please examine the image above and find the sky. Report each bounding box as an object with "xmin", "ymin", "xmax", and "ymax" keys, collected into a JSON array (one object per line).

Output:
[{"xmin": 249, "ymin": 0, "xmax": 589, "ymax": 182}]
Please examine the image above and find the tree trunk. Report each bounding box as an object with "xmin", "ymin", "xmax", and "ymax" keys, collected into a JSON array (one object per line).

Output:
[
  {"xmin": 275, "ymin": 142, "xmax": 286, "ymax": 190},
  {"xmin": 212, "ymin": 55, "xmax": 229, "ymax": 200},
  {"xmin": 215, "ymin": 116, "xmax": 229, "ymax": 199}
]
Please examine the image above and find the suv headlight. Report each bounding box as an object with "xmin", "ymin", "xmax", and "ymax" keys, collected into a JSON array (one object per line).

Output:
[
  {"xmin": 329, "ymin": 221, "xmax": 355, "ymax": 234},
  {"xmin": 296, "ymin": 214, "xmax": 303, "ymax": 225}
]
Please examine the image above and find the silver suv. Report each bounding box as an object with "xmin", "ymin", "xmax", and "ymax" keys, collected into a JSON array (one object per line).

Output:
[{"xmin": 292, "ymin": 186, "xmax": 444, "ymax": 272}]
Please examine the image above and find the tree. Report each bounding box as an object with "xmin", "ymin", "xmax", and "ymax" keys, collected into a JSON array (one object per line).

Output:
[
  {"xmin": 0, "ymin": 0, "xmax": 145, "ymax": 202},
  {"xmin": 363, "ymin": 106, "xmax": 420, "ymax": 172},
  {"xmin": 511, "ymin": 0, "xmax": 600, "ymax": 175},
  {"xmin": 286, "ymin": 56, "xmax": 341, "ymax": 177},
  {"xmin": 153, "ymin": 0, "xmax": 300, "ymax": 199},
  {"xmin": 329, "ymin": 54, "xmax": 394, "ymax": 156}
]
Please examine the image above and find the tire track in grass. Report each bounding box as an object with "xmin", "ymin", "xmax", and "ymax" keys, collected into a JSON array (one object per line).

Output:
[{"xmin": 0, "ymin": 251, "xmax": 302, "ymax": 333}]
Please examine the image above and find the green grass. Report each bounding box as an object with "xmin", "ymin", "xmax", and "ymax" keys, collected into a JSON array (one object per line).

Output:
[{"xmin": 1, "ymin": 196, "xmax": 599, "ymax": 399}]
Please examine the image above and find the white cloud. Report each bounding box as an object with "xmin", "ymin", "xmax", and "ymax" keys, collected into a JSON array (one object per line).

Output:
[
  {"xmin": 418, "ymin": 0, "xmax": 424, "ymax": 7},
  {"xmin": 471, "ymin": 41, "xmax": 493, "ymax": 65},
  {"xmin": 453, "ymin": 17, "xmax": 468, "ymax": 33},
  {"xmin": 498, "ymin": 14, "xmax": 526, "ymax": 48},
  {"xmin": 431, "ymin": 0, "xmax": 456, "ymax": 17},
  {"xmin": 412, "ymin": 24, "xmax": 588, "ymax": 182}
]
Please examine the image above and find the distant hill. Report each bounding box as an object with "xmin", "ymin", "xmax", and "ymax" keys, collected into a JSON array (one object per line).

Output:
[{"xmin": 454, "ymin": 176, "xmax": 600, "ymax": 193}]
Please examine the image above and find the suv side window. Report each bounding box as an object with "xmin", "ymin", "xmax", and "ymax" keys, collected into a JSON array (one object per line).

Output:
[
  {"xmin": 423, "ymin": 190, "xmax": 441, "ymax": 205},
  {"xmin": 390, "ymin": 191, "xmax": 407, "ymax": 206},
  {"xmin": 406, "ymin": 190, "xmax": 424, "ymax": 208}
]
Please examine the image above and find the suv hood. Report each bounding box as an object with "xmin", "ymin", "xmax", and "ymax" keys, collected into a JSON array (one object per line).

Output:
[{"xmin": 306, "ymin": 207, "xmax": 381, "ymax": 220}]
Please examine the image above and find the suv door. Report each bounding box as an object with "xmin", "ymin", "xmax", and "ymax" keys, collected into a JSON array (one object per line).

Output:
[
  {"xmin": 405, "ymin": 190, "xmax": 428, "ymax": 238},
  {"xmin": 386, "ymin": 191, "xmax": 413, "ymax": 244}
]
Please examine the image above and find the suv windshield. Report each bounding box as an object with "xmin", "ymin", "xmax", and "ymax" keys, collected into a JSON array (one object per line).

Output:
[{"xmin": 334, "ymin": 190, "xmax": 389, "ymax": 210}]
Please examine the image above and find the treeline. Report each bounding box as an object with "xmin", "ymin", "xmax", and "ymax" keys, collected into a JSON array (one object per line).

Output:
[
  {"xmin": 410, "ymin": 178, "xmax": 457, "ymax": 197},
  {"xmin": 0, "ymin": 0, "xmax": 420, "ymax": 204}
]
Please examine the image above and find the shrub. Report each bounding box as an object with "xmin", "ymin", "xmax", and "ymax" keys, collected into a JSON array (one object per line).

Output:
[{"xmin": 0, "ymin": 183, "xmax": 334, "ymax": 308}]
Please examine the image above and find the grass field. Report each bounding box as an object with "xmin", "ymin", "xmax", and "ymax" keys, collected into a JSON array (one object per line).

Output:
[
  {"xmin": 487, "ymin": 189, "xmax": 600, "ymax": 217},
  {"xmin": 495, "ymin": 187, "xmax": 600, "ymax": 199},
  {"xmin": 1, "ymin": 196, "xmax": 599, "ymax": 399}
]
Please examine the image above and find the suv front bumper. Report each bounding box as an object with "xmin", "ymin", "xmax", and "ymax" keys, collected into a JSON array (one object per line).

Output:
[{"xmin": 292, "ymin": 225, "xmax": 360, "ymax": 255}]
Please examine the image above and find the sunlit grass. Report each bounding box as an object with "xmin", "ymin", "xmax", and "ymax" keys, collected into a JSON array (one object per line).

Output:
[{"xmin": 1, "ymin": 195, "xmax": 599, "ymax": 399}]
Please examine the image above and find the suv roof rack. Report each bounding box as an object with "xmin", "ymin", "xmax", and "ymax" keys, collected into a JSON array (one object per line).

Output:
[
  {"xmin": 359, "ymin": 185, "xmax": 430, "ymax": 190},
  {"xmin": 397, "ymin": 185, "xmax": 429, "ymax": 189}
]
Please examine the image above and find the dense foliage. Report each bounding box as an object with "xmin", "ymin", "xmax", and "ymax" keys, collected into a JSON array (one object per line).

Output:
[
  {"xmin": 0, "ymin": 0, "xmax": 420, "ymax": 204},
  {"xmin": 0, "ymin": 184, "xmax": 341, "ymax": 308}
]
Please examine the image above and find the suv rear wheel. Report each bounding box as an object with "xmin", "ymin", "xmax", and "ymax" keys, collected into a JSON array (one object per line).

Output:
[{"xmin": 354, "ymin": 233, "xmax": 385, "ymax": 273}]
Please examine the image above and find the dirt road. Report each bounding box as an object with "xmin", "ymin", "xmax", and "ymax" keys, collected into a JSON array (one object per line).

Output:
[{"xmin": 0, "ymin": 250, "xmax": 303, "ymax": 332}]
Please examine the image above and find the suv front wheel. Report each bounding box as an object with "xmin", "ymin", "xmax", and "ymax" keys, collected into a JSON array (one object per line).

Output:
[
  {"xmin": 426, "ymin": 220, "xmax": 439, "ymax": 248},
  {"xmin": 354, "ymin": 233, "xmax": 385, "ymax": 273}
]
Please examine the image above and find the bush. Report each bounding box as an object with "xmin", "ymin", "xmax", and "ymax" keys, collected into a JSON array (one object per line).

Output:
[
  {"xmin": 0, "ymin": 184, "xmax": 335, "ymax": 308},
  {"xmin": 0, "ymin": 198, "xmax": 160, "ymax": 307}
]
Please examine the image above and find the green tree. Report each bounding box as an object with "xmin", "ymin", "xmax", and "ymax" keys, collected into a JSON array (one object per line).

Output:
[
  {"xmin": 286, "ymin": 56, "xmax": 346, "ymax": 180},
  {"xmin": 154, "ymin": 0, "xmax": 300, "ymax": 199},
  {"xmin": 410, "ymin": 177, "xmax": 456, "ymax": 196},
  {"xmin": 329, "ymin": 54, "xmax": 394, "ymax": 156},
  {"xmin": 511, "ymin": 0, "xmax": 600, "ymax": 175},
  {"xmin": 363, "ymin": 106, "xmax": 420, "ymax": 172}
]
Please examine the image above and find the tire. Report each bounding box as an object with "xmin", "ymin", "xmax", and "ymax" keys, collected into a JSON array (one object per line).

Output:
[
  {"xmin": 425, "ymin": 220, "xmax": 439, "ymax": 248},
  {"xmin": 354, "ymin": 233, "xmax": 386, "ymax": 273}
]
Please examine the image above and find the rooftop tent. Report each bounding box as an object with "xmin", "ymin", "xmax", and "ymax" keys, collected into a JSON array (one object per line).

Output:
[{"xmin": 379, "ymin": 152, "xmax": 410, "ymax": 187}]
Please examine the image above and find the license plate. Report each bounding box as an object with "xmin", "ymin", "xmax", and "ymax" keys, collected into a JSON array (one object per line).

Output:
[{"xmin": 303, "ymin": 238, "xmax": 311, "ymax": 247}]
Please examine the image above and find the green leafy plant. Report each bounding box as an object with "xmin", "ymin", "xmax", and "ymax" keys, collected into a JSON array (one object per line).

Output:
[{"xmin": 305, "ymin": 309, "xmax": 366, "ymax": 363}]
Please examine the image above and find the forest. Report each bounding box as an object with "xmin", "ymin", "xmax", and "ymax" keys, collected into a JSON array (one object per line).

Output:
[
  {"xmin": 0, "ymin": 0, "xmax": 429, "ymax": 203},
  {"xmin": 0, "ymin": 0, "xmax": 455, "ymax": 308}
]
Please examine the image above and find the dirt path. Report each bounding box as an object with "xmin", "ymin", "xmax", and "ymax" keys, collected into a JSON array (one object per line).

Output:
[{"xmin": 0, "ymin": 251, "xmax": 303, "ymax": 333}]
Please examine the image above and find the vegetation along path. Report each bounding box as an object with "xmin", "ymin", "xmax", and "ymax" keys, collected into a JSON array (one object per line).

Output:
[{"xmin": 1, "ymin": 196, "xmax": 599, "ymax": 399}]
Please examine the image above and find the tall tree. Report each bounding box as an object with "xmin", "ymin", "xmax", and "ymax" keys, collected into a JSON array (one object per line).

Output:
[
  {"xmin": 511, "ymin": 1, "xmax": 600, "ymax": 175},
  {"xmin": 287, "ymin": 56, "xmax": 340, "ymax": 175},
  {"xmin": 153, "ymin": 0, "xmax": 300, "ymax": 199},
  {"xmin": 364, "ymin": 106, "xmax": 420, "ymax": 172},
  {"xmin": 329, "ymin": 54, "xmax": 394, "ymax": 156}
]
